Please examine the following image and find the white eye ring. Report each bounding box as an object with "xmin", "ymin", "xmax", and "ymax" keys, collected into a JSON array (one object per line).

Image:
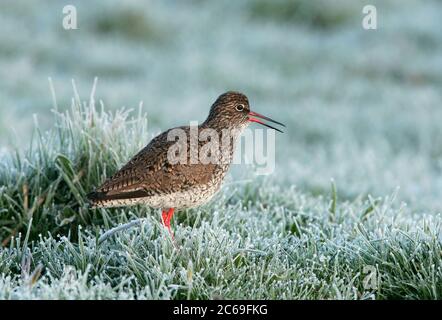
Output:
[{"xmin": 235, "ymin": 104, "xmax": 245, "ymax": 112}]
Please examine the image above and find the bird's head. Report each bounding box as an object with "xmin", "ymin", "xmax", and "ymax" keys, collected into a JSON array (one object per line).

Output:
[{"xmin": 205, "ymin": 91, "xmax": 285, "ymax": 132}]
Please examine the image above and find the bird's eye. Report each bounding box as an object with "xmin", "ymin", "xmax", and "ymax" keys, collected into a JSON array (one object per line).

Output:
[{"xmin": 235, "ymin": 104, "xmax": 245, "ymax": 112}]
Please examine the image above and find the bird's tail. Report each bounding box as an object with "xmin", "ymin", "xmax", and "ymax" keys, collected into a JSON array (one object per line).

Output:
[
  {"xmin": 86, "ymin": 191, "xmax": 107, "ymax": 208},
  {"xmin": 87, "ymin": 189, "xmax": 149, "ymax": 208}
]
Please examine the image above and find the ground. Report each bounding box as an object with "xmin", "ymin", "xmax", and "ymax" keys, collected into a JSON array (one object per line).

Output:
[{"xmin": 0, "ymin": 0, "xmax": 441, "ymax": 299}]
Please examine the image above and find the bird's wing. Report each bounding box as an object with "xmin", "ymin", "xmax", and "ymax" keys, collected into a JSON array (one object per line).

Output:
[{"xmin": 88, "ymin": 127, "xmax": 218, "ymax": 205}]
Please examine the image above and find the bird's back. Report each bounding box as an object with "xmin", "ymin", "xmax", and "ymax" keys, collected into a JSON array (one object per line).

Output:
[{"xmin": 87, "ymin": 125, "xmax": 232, "ymax": 209}]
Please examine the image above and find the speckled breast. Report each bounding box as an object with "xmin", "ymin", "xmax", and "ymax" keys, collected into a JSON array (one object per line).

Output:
[{"xmin": 146, "ymin": 163, "xmax": 229, "ymax": 209}]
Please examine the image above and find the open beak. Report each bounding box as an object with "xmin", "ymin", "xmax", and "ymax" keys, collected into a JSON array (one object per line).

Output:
[{"xmin": 248, "ymin": 111, "xmax": 286, "ymax": 133}]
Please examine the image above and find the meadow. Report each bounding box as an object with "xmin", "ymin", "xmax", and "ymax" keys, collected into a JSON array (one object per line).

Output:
[{"xmin": 0, "ymin": 0, "xmax": 441, "ymax": 299}]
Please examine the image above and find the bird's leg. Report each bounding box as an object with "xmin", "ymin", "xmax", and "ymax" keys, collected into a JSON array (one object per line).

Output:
[
  {"xmin": 161, "ymin": 208, "xmax": 175, "ymax": 241},
  {"xmin": 161, "ymin": 209, "xmax": 169, "ymax": 226}
]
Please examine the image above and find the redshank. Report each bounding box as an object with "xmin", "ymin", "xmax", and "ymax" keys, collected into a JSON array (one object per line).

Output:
[{"xmin": 87, "ymin": 92, "xmax": 285, "ymax": 238}]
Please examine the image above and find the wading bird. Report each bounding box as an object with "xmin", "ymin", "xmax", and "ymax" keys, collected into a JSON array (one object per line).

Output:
[{"xmin": 88, "ymin": 92, "xmax": 285, "ymax": 239}]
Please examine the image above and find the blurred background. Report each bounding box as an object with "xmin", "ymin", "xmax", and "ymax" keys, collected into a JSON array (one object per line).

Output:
[{"xmin": 1, "ymin": 0, "xmax": 442, "ymax": 211}]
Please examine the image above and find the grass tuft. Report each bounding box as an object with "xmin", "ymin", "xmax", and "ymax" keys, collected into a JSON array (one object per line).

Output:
[{"xmin": 0, "ymin": 80, "xmax": 152, "ymax": 243}]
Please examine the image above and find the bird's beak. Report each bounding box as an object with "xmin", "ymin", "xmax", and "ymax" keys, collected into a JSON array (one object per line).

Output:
[{"xmin": 248, "ymin": 111, "xmax": 286, "ymax": 133}]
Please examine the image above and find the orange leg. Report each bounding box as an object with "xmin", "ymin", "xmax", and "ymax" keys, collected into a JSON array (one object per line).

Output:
[{"xmin": 161, "ymin": 208, "xmax": 175, "ymax": 240}]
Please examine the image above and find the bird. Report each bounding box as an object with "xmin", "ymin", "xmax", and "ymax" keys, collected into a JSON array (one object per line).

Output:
[{"xmin": 87, "ymin": 91, "xmax": 285, "ymax": 239}]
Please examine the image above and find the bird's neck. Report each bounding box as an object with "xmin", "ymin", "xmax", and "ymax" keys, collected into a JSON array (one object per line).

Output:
[
  {"xmin": 199, "ymin": 119, "xmax": 248, "ymax": 161},
  {"xmin": 203, "ymin": 114, "xmax": 227, "ymax": 129},
  {"xmin": 201, "ymin": 118, "xmax": 247, "ymax": 140}
]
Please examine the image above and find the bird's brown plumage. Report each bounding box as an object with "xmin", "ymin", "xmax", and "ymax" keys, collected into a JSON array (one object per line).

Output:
[
  {"xmin": 87, "ymin": 91, "xmax": 286, "ymax": 241},
  {"xmin": 88, "ymin": 91, "xmax": 283, "ymax": 210},
  {"xmin": 89, "ymin": 92, "xmax": 251, "ymax": 207},
  {"xmin": 88, "ymin": 125, "xmax": 223, "ymax": 207}
]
